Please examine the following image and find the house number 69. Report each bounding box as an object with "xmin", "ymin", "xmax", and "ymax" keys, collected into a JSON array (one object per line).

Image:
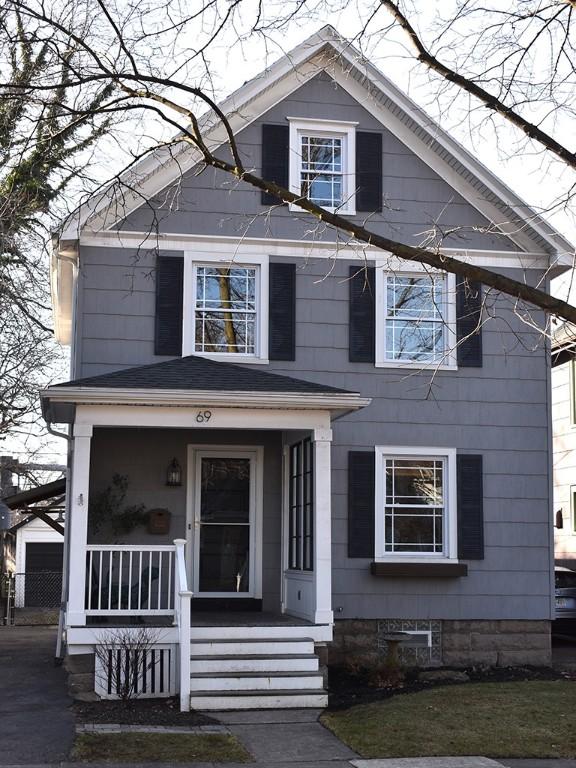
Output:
[{"xmin": 196, "ymin": 410, "xmax": 212, "ymax": 423}]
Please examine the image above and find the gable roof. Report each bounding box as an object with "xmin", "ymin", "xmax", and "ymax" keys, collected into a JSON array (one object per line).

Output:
[{"xmin": 57, "ymin": 25, "xmax": 573, "ymax": 261}]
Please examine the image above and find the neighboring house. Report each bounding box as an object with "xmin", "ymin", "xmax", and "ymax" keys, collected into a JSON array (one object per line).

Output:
[
  {"xmin": 3, "ymin": 480, "xmax": 66, "ymax": 620},
  {"xmin": 11, "ymin": 513, "xmax": 64, "ymax": 609},
  {"xmin": 42, "ymin": 27, "xmax": 574, "ymax": 710},
  {"xmin": 552, "ymin": 323, "xmax": 576, "ymax": 569}
]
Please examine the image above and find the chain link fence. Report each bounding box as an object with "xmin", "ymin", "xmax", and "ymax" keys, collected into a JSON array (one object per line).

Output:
[{"xmin": 3, "ymin": 571, "xmax": 62, "ymax": 625}]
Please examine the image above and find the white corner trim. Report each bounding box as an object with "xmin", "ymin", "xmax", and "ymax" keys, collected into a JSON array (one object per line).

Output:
[{"xmin": 374, "ymin": 445, "xmax": 458, "ymax": 561}]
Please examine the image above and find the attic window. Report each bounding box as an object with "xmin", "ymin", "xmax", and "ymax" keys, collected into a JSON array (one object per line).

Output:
[{"xmin": 287, "ymin": 118, "xmax": 357, "ymax": 215}]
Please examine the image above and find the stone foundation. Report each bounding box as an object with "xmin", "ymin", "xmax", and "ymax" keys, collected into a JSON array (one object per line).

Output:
[
  {"xmin": 330, "ymin": 618, "xmax": 551, "ymax": 669},
  {"xmin": 64, "ymin": 652, "xmax": 98, "ymax": 701},
  {"xmin": 442, "ymin": 620, "xmax": 551, "ymax": 667}
]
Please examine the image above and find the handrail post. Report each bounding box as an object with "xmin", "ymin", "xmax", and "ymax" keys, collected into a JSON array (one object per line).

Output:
[
  {"xmin": 173, "ymin": 539, "xmax": 192, "ymax": 712},
  {"xmin": 178, "ymin": 590, "xmax": 192, "ymax": 711},
  {"xmin": 173, "ymin": 538, "xmax": 186, "ymax": 625}
]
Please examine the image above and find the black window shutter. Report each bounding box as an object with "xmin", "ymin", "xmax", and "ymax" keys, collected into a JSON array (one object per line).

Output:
[
  {"xmin": 348, "ymin": 451, "xmax": 376, "ymax": 558},
  {"xmin": 457, "ymin": 454, "xmax": 484, "ymax": 560},
  {"xmin": 349, "ymin": 265, "xmax": 375, "ymax": 363},
  {"xmin": 269, "ymin": 262, "xmax": 296, "ymax": 361},
  {"xmin": 154, "ymin": 255, "xmax": 183, "ymax": 356},
  {"xmin": 456, "ymin": 280, "xmax": 483, "ymax": 367},
  {"xmin": 356, "ymin": 132, "xmax": 382, "ymax": 212},
  {"xmin": 261, "ymin": 124, "xmax": 289, "ymax": 206}
]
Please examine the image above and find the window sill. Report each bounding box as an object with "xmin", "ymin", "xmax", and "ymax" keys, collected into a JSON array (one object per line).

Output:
[
  {"xmin": 187, "ymin": 352, "xmax": 269, "ymax": 365},
  {"xmin": 288, "ymin": 202, "xmax": 356, "ymax": 217},
  {"xmin": 370, "ymin": 562, "xmax": 468, "ymax": 577},
  {"xmin": 374, "ymin": 360, "xmax": 458, "ymax": 371}
]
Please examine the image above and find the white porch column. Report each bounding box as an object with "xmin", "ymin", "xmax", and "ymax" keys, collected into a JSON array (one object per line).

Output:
[
  {"xmin": 67, "ymin": 423, "xmax": 93, "ymax": 626},
  {"xmin": 313, "ymin": 427, "xmax": 333, "ymax": 625}
]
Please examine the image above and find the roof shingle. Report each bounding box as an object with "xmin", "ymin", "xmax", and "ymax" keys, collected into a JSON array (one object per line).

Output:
[{"xmin": 55, "ymin": 355, "xmax": 352, "ymax": 395}]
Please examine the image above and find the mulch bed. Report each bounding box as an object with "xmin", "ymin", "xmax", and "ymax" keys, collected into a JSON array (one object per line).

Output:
[
  {"xmin": 73, "ymin": 697, "xmax": 216, "ymax": 726},
  {"xmin": 327, "ymin": 663, "xmax": 565, "ymax": 710}
]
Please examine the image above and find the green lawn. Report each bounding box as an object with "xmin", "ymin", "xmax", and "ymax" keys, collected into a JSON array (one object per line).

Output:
[
  {"xmin": 71, "ymin": 732, "xmax": 252, "ymax": 763},
  {"xmin": 322, "ymin": 680, "xmax": 576, "ymax": 758}
]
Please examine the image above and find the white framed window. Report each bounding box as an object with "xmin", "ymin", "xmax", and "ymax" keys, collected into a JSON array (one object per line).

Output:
[
  {"xmin": 182, "ymin": 252, "xmax": 269, "ymax": 363},
  {"xmin": 288, "ymin": 118, "xmax": 357, "ymax": 214},
  {"xmin": 375, "ymin": 265, "xmax": 456, "ymax": 369},
  {"xmin": 375, "ymin": 446, "xmax": 457, "ymax": 561}
]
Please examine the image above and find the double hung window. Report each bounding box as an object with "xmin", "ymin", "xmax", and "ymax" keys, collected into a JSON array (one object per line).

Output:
[
  {"xmin": 385, "ymin": 274, "xmax": 446, "ymax": 362},
  {"xmin": 375, "ymin": 447, "xmax": 456, "ymax": 560},
  {"xmin": 288, "ymin": 118, "xmax": 356, "ymax": 214},
  {"xmin": 184, "ymin": 254, "xmax": 268, "ymax": 361},
  {"xmin": 194, "ymin": 266, "xmax": 257, "ymax": 355},
  {"xmin": 376, "ymin": 269, "xmax": 455, "ymax": 368},
  {"xmin": 300, "ymin": 135, "xmax": 343, "ymax": 208}
]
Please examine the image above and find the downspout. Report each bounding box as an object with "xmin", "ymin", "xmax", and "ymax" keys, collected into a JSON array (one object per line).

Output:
[{"xmin": 47, "ymin": 422, "xmax": 72, "ymax": 665}]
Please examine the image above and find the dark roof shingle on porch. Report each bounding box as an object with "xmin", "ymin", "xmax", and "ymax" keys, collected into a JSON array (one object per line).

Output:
[{"xmin": 53, "ymin": 355, "xmax": 352, "ymax": 395}]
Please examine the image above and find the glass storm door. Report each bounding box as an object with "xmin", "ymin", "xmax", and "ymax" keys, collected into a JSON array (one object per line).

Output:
[{"xmin": 193, "ymin": 452, "xmax": 255, "ymax": 596}]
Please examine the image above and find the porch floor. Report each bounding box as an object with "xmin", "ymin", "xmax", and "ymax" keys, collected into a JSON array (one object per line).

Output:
[
  {"xmin": 85, "ymin": 612, "xmax": 315, "ymax": 628},
  {"xmin": 190, "ymin": 611, "xmax": 314, "ymax": 627}
]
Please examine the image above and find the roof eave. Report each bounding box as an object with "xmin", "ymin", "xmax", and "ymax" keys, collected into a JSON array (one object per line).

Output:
[{"xmin": 41, "ymin": 385, "xmax": 371, "ymax": 416}]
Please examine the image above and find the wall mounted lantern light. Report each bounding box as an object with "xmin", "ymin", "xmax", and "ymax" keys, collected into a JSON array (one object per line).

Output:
[{"xmin": 166, "ymin": 458, "xmax": 182, "ymax": 487}]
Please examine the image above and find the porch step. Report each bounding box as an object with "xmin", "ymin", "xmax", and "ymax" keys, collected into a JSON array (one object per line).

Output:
[
  {"xmin": 190, "ymin": 638, "xmax": 315, "ymax": 656},
  {"xmin": 189, "ymin": 624, "xmax": 331, "ymax": 641},
  {"xmin": 190, "ymin": 671, "xmax": 324, "ymax": 691},
  {"xmin": 189, "ymin": 633, "xmax": 327, "ymax": 710},
  {"xmin": 190, "ymin": 689, "xmax": 328, "ymax": 711},
  {"xmin": 189, "ymin": 654, "xmax": 319, "ymax": 673}
]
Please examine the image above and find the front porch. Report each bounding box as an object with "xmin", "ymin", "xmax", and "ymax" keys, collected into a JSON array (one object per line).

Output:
[{"xmin": 41, "ymin": 355, "xmax": 369, "ymax": 709}]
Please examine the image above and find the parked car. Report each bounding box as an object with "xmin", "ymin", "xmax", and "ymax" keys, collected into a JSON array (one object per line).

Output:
[{"xmin": 555, "ymin": 566, "xmax": 576, "ymax": 619}]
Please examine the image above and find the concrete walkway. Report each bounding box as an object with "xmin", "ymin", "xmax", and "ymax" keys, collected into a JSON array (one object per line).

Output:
[
  {"xmin": 213, "ymin": 708, "xmax": 357, "ymax": 767},
  {"xmin": 0, "ymin": 625, "xmax": 75, "ymax": 765}
]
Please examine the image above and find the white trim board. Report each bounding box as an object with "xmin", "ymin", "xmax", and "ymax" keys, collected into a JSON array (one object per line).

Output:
[{"xmin": 78, "ymin": 232, "xmax": 550, "ymax": 270}]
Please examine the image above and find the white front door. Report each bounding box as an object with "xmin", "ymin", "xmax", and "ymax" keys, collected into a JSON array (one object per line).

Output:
[{"xmin": 187, "ymin": 447, "xmax": 263, "ymax": 598}]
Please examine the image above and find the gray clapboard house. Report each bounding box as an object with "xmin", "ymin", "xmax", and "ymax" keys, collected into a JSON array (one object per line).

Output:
[{"xmin": 43, "ymin": 27, "xmax": 573, "ymax": 709}]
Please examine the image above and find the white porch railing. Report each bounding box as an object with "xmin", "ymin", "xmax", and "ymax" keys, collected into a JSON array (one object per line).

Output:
[
  {"xmin": 85, "ymin": 545, "xmax": 175, "ymax": 616},
  {"xmin": 173, "ymin": 539, "xmax": 192, "ymax": 712}
]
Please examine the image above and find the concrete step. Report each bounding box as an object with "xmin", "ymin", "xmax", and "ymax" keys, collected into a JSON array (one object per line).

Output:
[
  {"xmin": 189, "ymin": 638, "xmax": 314, "ymax": 656},
  {"xmin": 190, "ymin": 671, "xmax": 324, "ymax": 691},
  {"xmin": 190, "ymin": 689, "xmax": 328, "ymax": 710},
  {"xmin": 189, "ymin": 654, "xmax": 319, "ymax": 673}
]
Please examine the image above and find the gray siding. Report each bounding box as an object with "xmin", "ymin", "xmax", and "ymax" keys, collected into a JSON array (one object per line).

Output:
[
  {"xmin": 71, "ymin": 70, "xmax": 554, "ymax": 624},
  {"xmin": 118, "ymin": 73, "xmax": 517, "ymax": 252},
  {"xmin": 75, "ymin": 245, "xmax": 552, "ymax": 621}
]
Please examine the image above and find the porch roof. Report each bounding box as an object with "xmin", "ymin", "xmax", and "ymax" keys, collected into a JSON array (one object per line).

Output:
[
  {"xmin": 52, "ymin": 355, "xmax": 350, "ymax": 394},
  {"xmin": 41, "ymin": 355, "xmax": 371, "ymax": 423}
]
